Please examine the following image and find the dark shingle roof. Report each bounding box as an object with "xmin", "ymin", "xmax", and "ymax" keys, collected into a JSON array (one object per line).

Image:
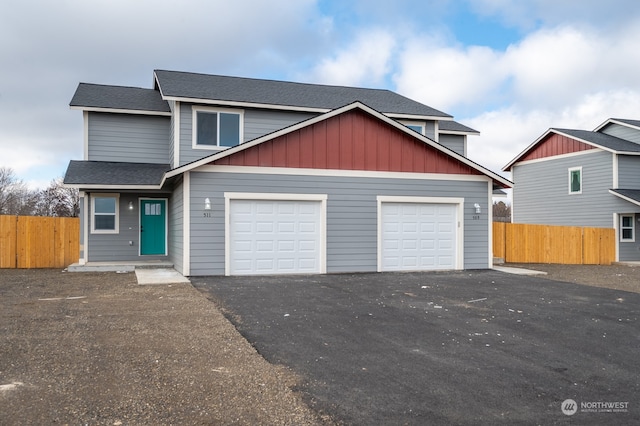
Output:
[
  {"xmin": 154, "ymin": 69, "xmax": 451, "ymax": 118},
  {"xmin": 64, "ymin": 161, "xmax": 170, "ymax": 186},
  {"xmin": 610, "ymin": 189, "xmax": 640, "ymax": 204},
  {"xmin": 611, "ymin": 118, "xmax": 640, "ymax": 128},
  {"xmin": 70, "ymin": 83, "xmax": 170, "ymax": 113},
  {"xmin": 439, "ymin": 120, "xmax": 479, "ymax": 134},
  {"xmin": 553, "ymin": 128, "xmax": 640, "ymax": 153}
]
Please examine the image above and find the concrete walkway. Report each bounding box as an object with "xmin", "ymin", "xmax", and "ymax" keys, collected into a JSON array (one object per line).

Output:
[{"xmin": 135, "ymin": 268, "xmax": 191, "ymax": 285}]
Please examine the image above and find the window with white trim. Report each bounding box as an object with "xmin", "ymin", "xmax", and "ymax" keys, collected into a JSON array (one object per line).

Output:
[
  {"xmin": 193, "ymin": 106, "xmax": 243, "ymax": 148},
  {"xmin": 620, "ymin": 214, "xmax": 635, "ymax": 242},
  {"xmin": 91, "ymin": 194, "xmax": 119, "ymax": 234},
  {"xmin": 400, "ymin": 120, "xmax": 425, "ymax": 135},
  {"xmin": 568, "ymin": 167, "xmax": 582, "ymax": 194}
]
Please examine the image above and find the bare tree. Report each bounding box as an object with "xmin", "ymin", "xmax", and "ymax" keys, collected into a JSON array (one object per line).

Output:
[
  {"xmin": 34, "ymin": 178, "xmax": 80, "ymax": 217},
  {"xmin": 0, "ymin": 167, "xmax": 35, "ymax": 215},
  {"xmin": 493, "ymin": 201, "xmax": 511, "ymax": 222}
]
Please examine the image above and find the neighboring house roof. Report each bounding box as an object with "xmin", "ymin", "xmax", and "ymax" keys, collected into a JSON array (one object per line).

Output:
[
  {"xmin": 64, "ymin": 161, "xmax": 170, "ymax": 189},
  {"xmin": 594, "ymin": 118, "xmax": 640, "ymax": 132},
  {"xmin": 165, "ymin": 102, "xmax": 512, "ymax": 189},
  {"xmin": 439, "ymin": 120, "xmax": 479, "ymax": 135},
  {"xmin": 153, "ymin": 69, "xmax": 453, "ymax": 119},
  {"xmin": 553, "ymin": 128, "xmax": 640, "ymax": 153},
  {"xmin": 503, "ymin": 127, "xmax": 640, "ymax": 170},
  {"xmin": 70, "ymin": 83, "xmax": 171, "ymax": 115},
  {"xmin": 609, "ymin": 189, "xmax": 640, "ymax": 207}
]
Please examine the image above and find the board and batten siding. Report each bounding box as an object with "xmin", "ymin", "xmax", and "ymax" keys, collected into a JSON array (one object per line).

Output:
[
  {"xmin": 87, "ymin": 112, "xmax": 170, "ymax": 164},
  {"xmin": 86, "ymin": 193, "xmax": 170, "ymax": 262},
  {"xmin": 178, "ymin": 103, "xmax": 317, "ymax": 166},
  {"xmin": 600, "ymin": 123, "xmax": 640, "ymax": 144},
  {"xmin": 513, "ymin": 150, "xmax": 638, "ymax": 228},
  {"xmin": 187, "ymin": 171, "xmax": 491, "ymax": 276}
]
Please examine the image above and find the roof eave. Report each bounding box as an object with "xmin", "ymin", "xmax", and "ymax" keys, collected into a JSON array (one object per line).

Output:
[
  {"xmin": 609, "ymin": 189, "xmax": 640, "ymax": 207},
  {"xmin": 69, "ymin": 105, "xmax": 171, "ymax": 116}
]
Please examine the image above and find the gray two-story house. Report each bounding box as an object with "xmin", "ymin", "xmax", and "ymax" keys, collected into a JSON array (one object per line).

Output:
[
  {"xmin": 64, "ymin": 69, "xmax": 512, "ymax": 276},
  {"xmin": 504, "ymin": 118, "xmax": 640, "ymax": 262}
]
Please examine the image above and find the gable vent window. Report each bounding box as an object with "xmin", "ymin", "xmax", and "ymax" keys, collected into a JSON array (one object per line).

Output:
[
  {"xmin": 193, "ymin": 107, "xmax": 243, "ymax": 149},
  {"xmin": 568, "ymin": 167, "xmax": 582, "ymax": 194}
]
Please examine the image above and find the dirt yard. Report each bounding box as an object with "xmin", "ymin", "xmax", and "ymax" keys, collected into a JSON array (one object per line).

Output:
[
  {"xmin": 506, "ymin": 262, "xmax": 640, "ymax": 293},
  {"xmin": 0, "ymin": 269, "xmax": 328, "ymax": 425},
  {"xmin": 1, "ymin": 264, "xmax": 638, "ymax": 424}
]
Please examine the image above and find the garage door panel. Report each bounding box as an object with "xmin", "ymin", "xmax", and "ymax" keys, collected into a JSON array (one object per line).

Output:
[
  {"xmin": 381, "ymin": 202, "xmax": 457, "ymax": 271},
  {"xmin": 230, "ymin": 199, "xmax": 322, "ymax": 275}
]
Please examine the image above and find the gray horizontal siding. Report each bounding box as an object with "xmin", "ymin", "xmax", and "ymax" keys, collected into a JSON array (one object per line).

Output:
[
  {"xmin": 87, "ymin": 193, "xmax": 170, "ymax": 262},
  {"xmin": 513, "ymin": 151, "xmax": 640, "ymax": 227},
  {"xmin": 617, "ymin": 155, "xmax": 640, "ymax": 188},
  {"xmin": 244, "ymin": 109, "xmax": 316, "ymax": 141},
  {"xmin": 601, "ymin": 123, "xmax": 640, "ymax": 144},
  {"xmin": 169, "ymin": 178, "xmax": 184, "ymax": 273},
  {"xmin": 178, "ymin": 103, "xmax": 317, "ymax": 166},
  {"xmin": 188, "ymin": 172, "xmax": 491, "ymax": 275},
  {"xmin": 439, "ymin": 134, "xmax": 466, "ymax": 156},
  {"xmin": 619, "ymin": 213, "xmax": 640, "ymax": 261},
  {"xmin": 87, "ymin": 112, "xmax": 170, "ymax": 164}
]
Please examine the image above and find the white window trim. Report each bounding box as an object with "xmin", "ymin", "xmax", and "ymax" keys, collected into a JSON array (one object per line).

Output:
[
  {"xmin": 620, "ymin": 214, "xmax": 635, "ymax": 243},
  {"xmin": 399, "ymin": 120, "xmax": 425, "ymax": 135},
  {"xmin": 568, "ymin": 166, "xmax": 582, "ymax": 194},
  {"xmin": 223, "ymin": 192, "xmax": 328, "ymax": 276},
  {"xmin": 192, "ymin": 105, "xmax": 244, "ymax": 150},
  {"xmin": 376, "ymin": 196, "xmax": 465, "ymax": 271},
  {"xmin": 91, "ymin": 193, "xmax": 119, "ymax": 234}
]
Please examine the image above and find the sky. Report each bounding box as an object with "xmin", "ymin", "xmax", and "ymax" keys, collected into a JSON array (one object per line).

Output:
[{"xmin": 2, "ymin": 0, "xmax": 640, "ymax": 191}]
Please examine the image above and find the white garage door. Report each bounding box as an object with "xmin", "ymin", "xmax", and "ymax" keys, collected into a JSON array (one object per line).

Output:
[
  {"xmin": 229, "ymin": 199, "xmax": 322, "ymax": 275},
  {"xmin": 381, "ymin": 202, "xmax": 457, "ymax": 271}
]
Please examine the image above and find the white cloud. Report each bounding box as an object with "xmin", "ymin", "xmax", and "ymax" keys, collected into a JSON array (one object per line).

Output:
[
  {"xmin": 394, "ymin": 39, "xmax": 505, "ymax": 111},
  {"xmin": 304, "ymin": 29, "xmax": 396, "ymax": 87}
]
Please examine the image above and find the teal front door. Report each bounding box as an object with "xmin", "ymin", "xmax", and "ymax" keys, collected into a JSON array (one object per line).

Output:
[{"xmin": 140, "ymin": 199, "xmax": 166, "ymax": 255}]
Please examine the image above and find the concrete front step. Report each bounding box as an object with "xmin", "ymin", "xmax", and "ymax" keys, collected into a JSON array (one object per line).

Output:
[{"xmin": 67, "ymin": 261, "xmax": 174, "ymax": 273}]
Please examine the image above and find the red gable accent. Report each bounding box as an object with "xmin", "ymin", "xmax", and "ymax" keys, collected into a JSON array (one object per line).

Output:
[
  {"xmin": 212, "ymin": 109, "xmax": 481, "ymax": 175},
  {"xmin": 520, "ymin": 132, "xmax": 595, "ymax": 162}
]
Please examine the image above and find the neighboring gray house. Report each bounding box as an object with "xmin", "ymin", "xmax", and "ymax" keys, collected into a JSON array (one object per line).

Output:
[
  {"xmin": 64, "ymin": 69, "xmax": 512, "ymax": 276},
  {"xmin": 504, "ymin": 118, "xmax": 640, "ymax": 262}
]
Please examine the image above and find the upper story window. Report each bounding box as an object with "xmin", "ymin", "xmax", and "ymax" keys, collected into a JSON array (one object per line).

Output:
[
  {"xmin": 193, "ymin": 106, "xmax": 243, "ymax": 149},
  {"xmin": 92, "ymin": 194, "xmax": 119, "ymax": 234},
  {"xmin": 568, "ymin": 167, "xmax": 582, "ymax": 194},
  {"xmin": 400, "ymin": 120, "xmax": 425, "ymax": 135}
]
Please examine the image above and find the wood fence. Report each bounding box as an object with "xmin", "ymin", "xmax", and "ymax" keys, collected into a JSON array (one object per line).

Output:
[
  {"xmin": 0, "ymin": 215, "xmax": 79, "ymax": 269},
  {"xmin": 493, "ymin": 222, "xmax": 615, "ymax": 265}
]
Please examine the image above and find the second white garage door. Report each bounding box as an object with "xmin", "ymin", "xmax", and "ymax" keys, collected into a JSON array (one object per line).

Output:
[
  {"xmin": 229, "ymin": 199, "xmax": 323, "ymax": 275},
  {"xmin": 380, "ymin": 202, "xmax": 459, "ymax": 271}
]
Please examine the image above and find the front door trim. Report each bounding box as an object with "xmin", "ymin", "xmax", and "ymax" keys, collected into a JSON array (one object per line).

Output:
[{"xmin": 139, "ymin": 198, "xmax": 168, "ymax": 256}]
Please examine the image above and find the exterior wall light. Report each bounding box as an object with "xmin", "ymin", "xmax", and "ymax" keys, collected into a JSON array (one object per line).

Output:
[
  {"xmin": 204, "ymin": 198, "xmax": 211, "ymax": 210},
  {"xmin": 474, "ymin": 203, "xmax": 481, "ymax": 214},
  {"xmin": 128, "ymin": 201, "xmax": 134, "ymax": 210}
]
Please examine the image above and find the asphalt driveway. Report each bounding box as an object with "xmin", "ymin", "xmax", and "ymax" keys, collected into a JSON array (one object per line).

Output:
[{"xmin": 193, "ymin": 270, "xmax": 640, "ymax": 425}]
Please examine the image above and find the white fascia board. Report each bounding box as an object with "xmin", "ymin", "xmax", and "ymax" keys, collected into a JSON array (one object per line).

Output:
[
  {"xmin": 385, "ymin": 113, "xmax": 454, "ymax": 121},
  {"xmin": 160, "ymin": 95, "xmax": 329, "ymax": 114},
  {"xmin": 198, "ymin": 164, "xmax": 495, "ymax": 183},
  {"xmin": 594, "ymin": 118, "xmax": 640, "ymax": 132},
  {"xmin": 439, "ymin": 129, "xmax": 480, "ymax": 136},
  {"xmin": 609, "ymin": 190, "xmax": 640, "ymax": 207},
  {"xmin": 166, "ymin": 101, "xmax": 512, "ymax": 189},
  {"xmin": 70, "ymin": 105, "xmax": 171, "ymax": 116},
  {"xmin": 65, "ymin": 184, "xmax": 162, "ymax": 190}
]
